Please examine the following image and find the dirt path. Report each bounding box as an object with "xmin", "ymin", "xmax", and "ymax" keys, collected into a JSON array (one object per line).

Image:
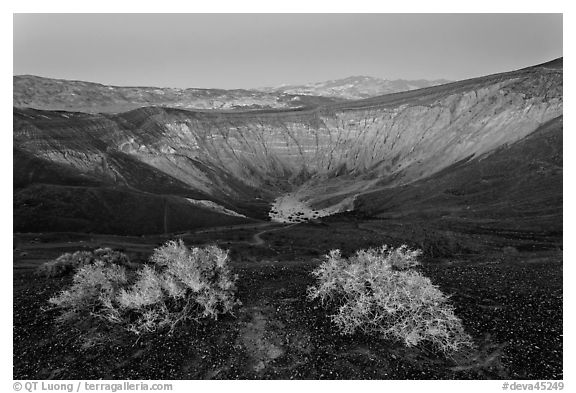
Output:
[
  {"xmin": 248, "ymin": 223, "xmax": 298, "ymax": 246},
  {"xmin": 181, "ymin": 221, "xmax": 299, "ymax": 247},
  {"xmin": 185, "ymin": 222, "xmax": 279, "ymax": 235}
]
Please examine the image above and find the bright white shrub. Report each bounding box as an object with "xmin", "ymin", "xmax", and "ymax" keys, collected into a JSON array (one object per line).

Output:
[
  {"xmin": 307, "ymin": 245, "xmax": 473, "ymax": 355},
  {"xmin": 48, "ymin": 240, "xmax": 240, "ymax": 336},
  {"xmin": 48, "ymin": 260, "xmax": 128, "ymax": 324},
  {"xmin": 117, "ymin": 240, "xmax": 241, "ymax": 334}
]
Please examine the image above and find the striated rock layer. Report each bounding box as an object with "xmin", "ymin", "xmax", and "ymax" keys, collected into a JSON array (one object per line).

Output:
[{"xmin": 14, "ymin": 59, "xmax": 562, "ymax": 233}]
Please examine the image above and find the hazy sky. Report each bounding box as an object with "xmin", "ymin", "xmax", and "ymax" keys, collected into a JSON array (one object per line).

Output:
[{"xmin": 13, "ymin": 13, "xmax": 562, "ymax": 89}]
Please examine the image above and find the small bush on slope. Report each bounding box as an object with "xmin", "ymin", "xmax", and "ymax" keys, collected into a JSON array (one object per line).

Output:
[
  {"xmin": 36, "ymin": 248, "xmax": 130, "ymax": 278},
  {"xmin": 307, "ymin": 245, "xmax": 473, "ymax": 355},
  {"xmin": 48, "ymin": 240, "xmax": 240, "ymax": 337}
]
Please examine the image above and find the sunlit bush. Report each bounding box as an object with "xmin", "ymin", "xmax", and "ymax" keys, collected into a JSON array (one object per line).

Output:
[
  {"xmin": 47, "ymin": 240, "xmax": 240, "ymax": 336},
  {"xmin": 307, "ymin": 245, "xmax": 473, "ymax": 355},
  {"xmin": 117, "ymin": 240, "xmax": 241, "ymax": 334},
  {"xmin": 48, "ymin": 260, "xmax": 128, "ymax": 325}
]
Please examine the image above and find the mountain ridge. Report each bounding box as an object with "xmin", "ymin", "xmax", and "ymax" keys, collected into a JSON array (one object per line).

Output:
[
  {"xmin": 13, "ymin": 74, "xmax": 344, "ymax": 114},
  {"xmin": 13, "ymin": 74, "xmax": 454, "ymax": 114},
  {"xmin": 257, "ymin": 75, "xmax": 453, "ymax": 100}
]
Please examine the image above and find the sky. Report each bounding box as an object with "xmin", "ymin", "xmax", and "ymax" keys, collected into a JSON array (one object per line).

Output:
[{"xmin": 13, "ymin": 13, "xmax": 563, "ymax": 89}]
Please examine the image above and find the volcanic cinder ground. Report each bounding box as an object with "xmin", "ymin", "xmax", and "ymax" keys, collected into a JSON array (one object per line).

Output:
[{"xmin": 13, "ymin": 58, "xmax": 563, "ymax": 380}]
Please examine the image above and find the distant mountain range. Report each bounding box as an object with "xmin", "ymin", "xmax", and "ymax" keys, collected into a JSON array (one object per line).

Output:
[
  {"xmin": 258, "ymin": 76, "xmax": 453, "ymax": 100},
  {"xmin": 13, "ymin": 75, "xmax": 343, "ymax": 114},
  {"xmin": 13, "ymin": 75, "xmax": 452, "ymax": 114}
]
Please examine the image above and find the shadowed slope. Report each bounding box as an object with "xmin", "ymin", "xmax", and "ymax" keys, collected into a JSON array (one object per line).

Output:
[{"xmin": 14, "ymin": 184, "xmax": 255, "ymax": 235}]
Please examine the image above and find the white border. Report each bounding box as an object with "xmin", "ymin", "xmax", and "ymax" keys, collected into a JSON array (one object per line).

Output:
[{"xmin": 3, "ymin": 3, "xmax": 570, "ymax": 391}]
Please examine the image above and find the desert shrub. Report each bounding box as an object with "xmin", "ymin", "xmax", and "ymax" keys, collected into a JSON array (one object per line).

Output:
[
  {"xmin": 48, "ymin": 240, "xmax": 240, "ymax": 337},
  {"xmin": 117, "ymin": 240, "xmax": 241, "ymax": 334},
  {"xmin": 307, "ymin": 245, "xmax": 473, "ymax": 355},
  {"xmin": 48, "ymin": 260, "xmax": 128, "ymax": 325},
  {"xmin": 36, "ymin": 250, "xmax": 93, "ymax": 278},
  {"xmin": 36, "ymin": 248, "xmax": 130, "ymax": 278}
]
